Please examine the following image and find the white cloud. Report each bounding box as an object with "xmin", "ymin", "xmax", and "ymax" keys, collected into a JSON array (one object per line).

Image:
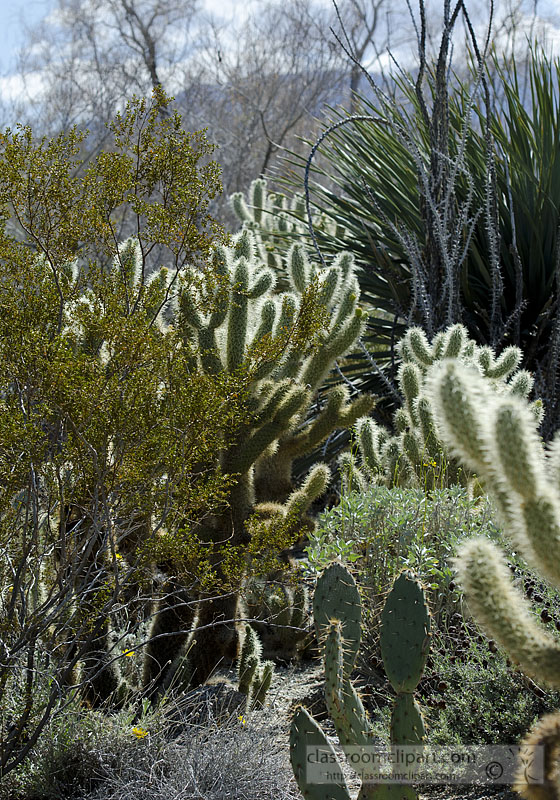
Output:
[{"xmin": 0, "ymin": 70, "xmax": 45, "ymax": 104}]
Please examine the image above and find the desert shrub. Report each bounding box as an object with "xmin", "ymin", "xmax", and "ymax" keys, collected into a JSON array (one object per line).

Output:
[
  {"xmin": 424, "ymin": 629, "xmax": 560, "ymax": 747},
  {"xmin": 307, "ymin": 484, "xmax": 497, "ymax": 600},
  {"xmin": 0, "ymin": 87, "xmax": 252, "ymax": 776}
]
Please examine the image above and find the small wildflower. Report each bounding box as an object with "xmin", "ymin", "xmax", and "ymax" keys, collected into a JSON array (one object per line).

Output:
[
  {"xmin": 131, "ymin": 726, "xmax": 148, "ymax": 739},
  {"xmin": 125, "ymin": 650, "xmax": 135, "ymax": 657},
  {"xmin": 238, "ymin": 714, "xmax": 247, "ymax": 725},
  {"xmin": 115, "ymin": 552, "xmax": 123, "ymax": 561}
]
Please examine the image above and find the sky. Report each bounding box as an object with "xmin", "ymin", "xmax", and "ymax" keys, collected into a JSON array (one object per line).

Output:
[
  {"xmin": 0, "ymin": 0, "xmax": 260, "ymax": 76},
  {"xmin": 1, "ymin": 0, "xmax": 560, "ymax": 104},
  {"xmin": 0, "ymin": 0, "xmax": 50, "ymax": 74}
]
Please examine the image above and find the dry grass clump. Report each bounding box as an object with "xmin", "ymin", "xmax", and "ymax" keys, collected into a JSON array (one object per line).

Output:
[{"xmin": 1, "ymin": 688, "xmax": 296, "ymax": 800}]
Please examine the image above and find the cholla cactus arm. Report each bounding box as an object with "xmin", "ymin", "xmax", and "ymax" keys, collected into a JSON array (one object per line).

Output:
[
  {"xmin": 508, "ymin": 370, "xmax": 534, "ymax": 399},
  {"xmin": 486, "ymin": 345, "xmax": 522, "ymax": 379},
  {"xmin": 426, "ymin": 360, "xmax": 492, "ymax": 473},
  {"xmin": 338, "ymin": 452, "xmax": 368, "ymax": 494},
  {"xmin": 404, "ymin": 327, "xmax": 434, "ymax": 367},
  {"xmin": 250, "ymin": 660, "xmax": 274, "ymax": 709},
  {"xmin": 399, "ymin": 364, "xmax": 421, "ymax": 427},
  {"xmin": 416, "ymin": 397, "xmax": 440, "ymax": 460},
  {"xmin": 402, "ymin": 431, "xmax": 422, "ymax": 470},
  {"xmin": 316, "ymin": 267, "xmax": 340, "ymax": 308},
  {"xmin": 431, "ymin": 331, "xmax": 447, "ymax": 359},
  {"xmin": 238, "ymin": 624, "xmax": 262, "ymax": 695},
  {"xmin": 285, "ymin": 387, "xmax": 374, "ymax": 459},
  {"xmin": 456, "ymin": 538, "xmax": 560, "ymax": 687},
  {"xmin": 177, "ymin": 280, "xmax": 226, "ymax": 375},
  {"xmin": 227, "ymin": 256, "xmax": 250, "ymax": 372},
  {"xmin": 441, "ymin": 322, "xmax": 467, "ymax": 358},
  {"xmin": 288, "ymin": 244, "xmax": 311, "ymax": 295},
  {"xmin": 300, "ymin": 309, "xmax": 367, "ymax": 392},
  {"xmin": 493, "ymin": 400, "xmax": 544, "ymax": 498},
  {"xmin": 355, "ymin": 417, "xmax": 383, "ymax": 474},
  {"xmin": 250, "ymin": 178, "xmax": 267, "ymax": 225},
  {"xmin": 114, "ymin": 236, "xmax": 143, "ymax": 292},
  {"xmin": 253, "ymin": 299, "xmax": 277, "ymax": 343},
  {"xmin": 227, "ymin": 384, "xmax": 310, "ymax": 475},
  {"xmin": 230, "ymin": 192, "xmax": 252, "ymax": 225},
  {"xmin": 284, "ymin": 464, "xmax": 330, "ymax": 519},
  {"xmin": 331, "ymin": 252, "xmax": 354, "ymax": 293}
]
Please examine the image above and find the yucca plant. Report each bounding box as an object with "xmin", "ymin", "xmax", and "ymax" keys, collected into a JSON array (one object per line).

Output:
[{"xmin": 278, "ymin": 44, "xmax": 560, "ymax": 437}]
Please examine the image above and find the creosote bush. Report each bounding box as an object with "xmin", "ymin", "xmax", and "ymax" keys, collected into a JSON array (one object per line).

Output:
[{"xmin": 0, "ymin": 88, "xmax": 250, "ymax": 778}]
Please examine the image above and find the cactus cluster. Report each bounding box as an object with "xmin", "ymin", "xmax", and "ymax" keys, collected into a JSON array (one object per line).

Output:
[
  {"xmin": 44, "ymin": 223, "xmax": 373, "ymax": 701},
  {"xmin": 242, "ymin": 577, "xmax": 310, "ymax": 661},
  {"xmin": 343, "ymin": 324, "xmax": 542, "ymax": 490},
  {"xmin": 237, "ymin": 624, "xmax": 274, "ymax": 711},
  {"xmin": 290, "ymin": 563, "xmax": 431, "ymax": 800},
  {"xmin": 425, "ymin": 356, "xmax": 560, "ymax": 800},
  {"xmin": 144, "ymin": 227, "xmax": 373, "ymax": 690},
  {"xmin": 230, "ymin": 178, "xmax": 345, "ymax": 272}
]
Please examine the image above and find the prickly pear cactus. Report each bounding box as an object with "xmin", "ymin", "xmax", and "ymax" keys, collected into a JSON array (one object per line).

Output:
[
  {"xmin": 290, "ymin": 563, "xmax": 431, "ymax": 800},
  {"xmin": 313, "ymin": 561, "xmax": 361, "ymax": 677},
  {"xmin": 380, "ymin": 571, "xmax": 430, "ymax": 745}
]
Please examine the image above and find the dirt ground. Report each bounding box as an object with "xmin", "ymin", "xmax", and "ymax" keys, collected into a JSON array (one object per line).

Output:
[{"xmin": 259, "ymin": 662, "xmax": 522, "ymax": 800}]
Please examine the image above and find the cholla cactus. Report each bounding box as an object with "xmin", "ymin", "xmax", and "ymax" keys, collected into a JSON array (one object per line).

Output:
[
  {"xmin": 426, "ymin": 357, "xmax": 560, "ymax": 800},
  {"xmin": 344, "ymin": 324, "xmax": 541, "ymax": 490},
  {"xmin": 237, "ymin": 624, "xmax": 274, "ymax": 711},
  {"xmin": 230, "ymin": 178, "xmax": 346, "ymax": 271},
  {"xmin": 241, "ymin": 578, "xmax": 310, "ymax": 661},
  {"xmin": 145, "ymin": 228, "xmax": 373, "ymax": 691},
  {"xmin": 290, "ymin": 563, "xmax": 430, "ymax": 800},
  {"xmin": 57, "ymin": 239, "xmax": 174, "ymax": 705}
]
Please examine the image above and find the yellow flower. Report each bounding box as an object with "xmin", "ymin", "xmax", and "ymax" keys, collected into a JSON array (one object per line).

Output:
[
  {"xmin": 238, "ymin": 714, "xmax": 247, "ymax": 725},
  {"xmin": 124, "ymin": 650, "xmax": 135, "ymax": 657},
  {"xmin": 131, "ymin": 726, "xmax": 148, "ymax": 739},
  {"xmin": 115, "ymin": 553, "xmax": 123, "ymax": 561}
]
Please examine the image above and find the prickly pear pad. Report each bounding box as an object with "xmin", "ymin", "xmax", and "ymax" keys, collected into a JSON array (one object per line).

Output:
[
  {"xmin": 290, "ymin": 707, "xmax": 351, "ymax": 800},
  {"xmin": 380, "ymin": 571, "xmax": 430, "ymax": 693},
  {"xmin": 313, "ymin": 563, "xmax": 361, "ymax": 677},
  {"xmin": 390, "ymin": 694, "xmax": 425, "ymax": 745}
]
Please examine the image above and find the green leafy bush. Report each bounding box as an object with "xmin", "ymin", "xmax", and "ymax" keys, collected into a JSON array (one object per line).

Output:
[{"xmin": 308, "ymin": 485, "xmax": 497, "ymax": 599}]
